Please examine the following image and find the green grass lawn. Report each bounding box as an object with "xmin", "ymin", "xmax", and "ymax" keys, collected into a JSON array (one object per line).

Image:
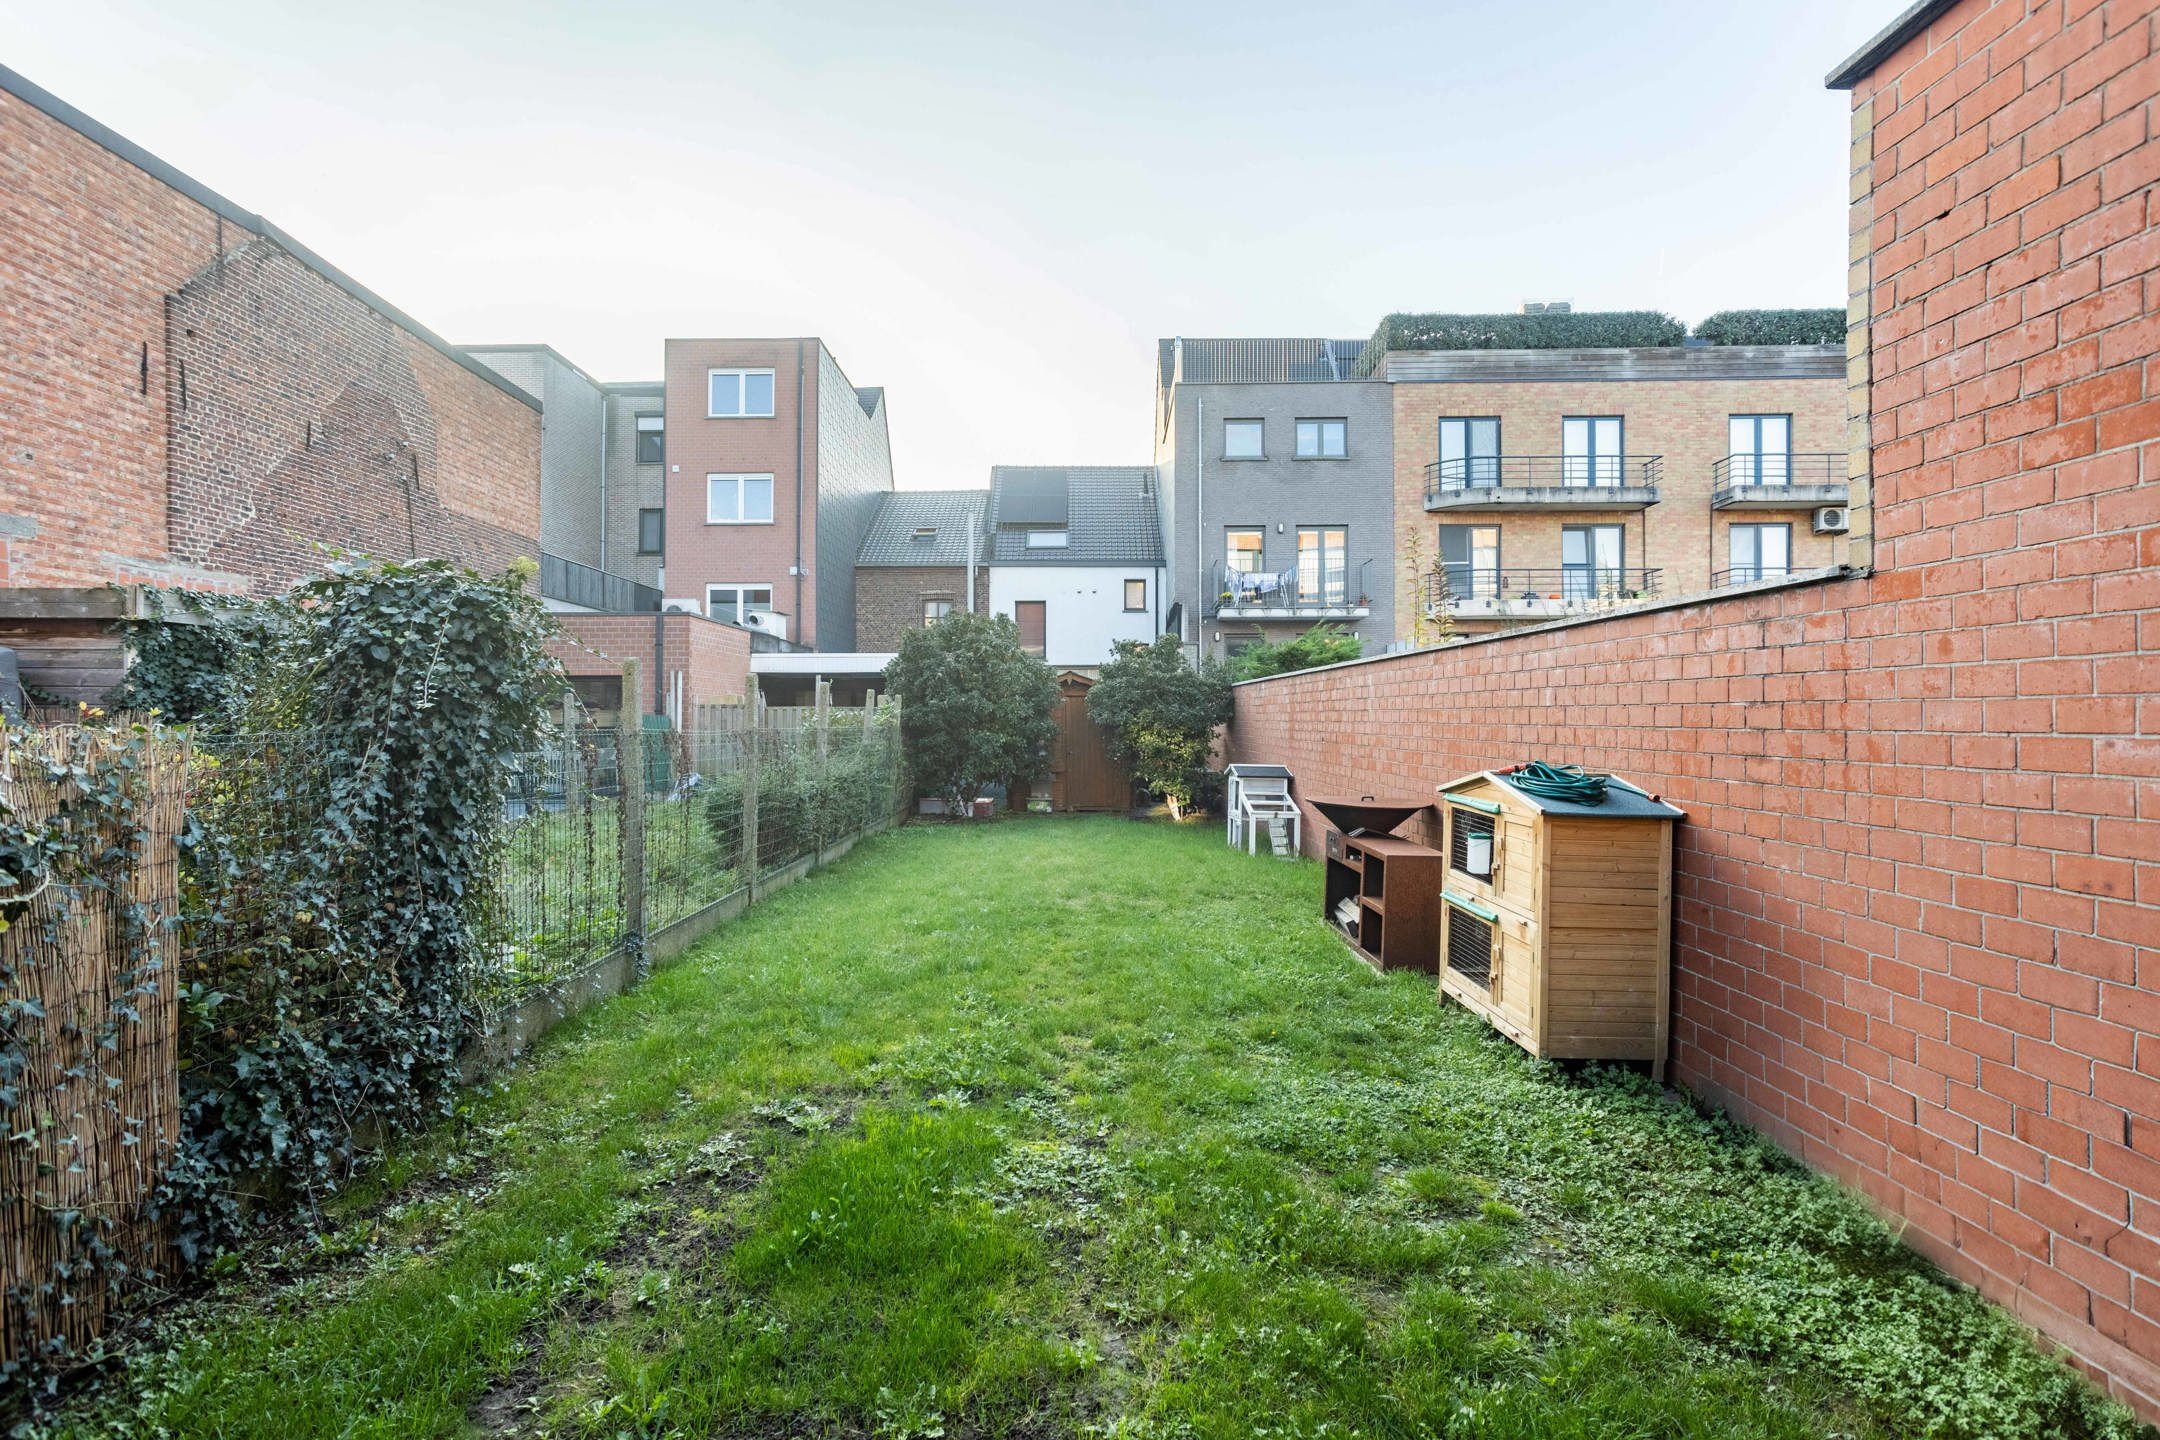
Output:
[{"xmin": 45, "ymin": 819, "xmax": 2140, "ymax": 1439}]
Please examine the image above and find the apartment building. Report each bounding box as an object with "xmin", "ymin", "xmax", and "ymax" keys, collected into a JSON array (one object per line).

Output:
[
  {"xmin": 853, "ymin": 489, "xmax": 990, "ymax": 651},
  {"xmin": 1152, "ymin": 339, "xmax": 1395, "ymax": 660},
  {"xmin": 986, "ymin": 466, "xmax": 1166, "ymax": 670},
  {"xmin": 661, "ymin": 339, "xmax": 895, "ymax": 650},
  {"xmin": 465, "ymin": 346, "xmax": 669, "ymax": 608},
  {"xmin": 1152, "ymin": 323, "xmax": 1849, "ymax": 651},
  {"xmin": 1385, "ymin": 344, "xmax": 1848, "ymax": 635}
]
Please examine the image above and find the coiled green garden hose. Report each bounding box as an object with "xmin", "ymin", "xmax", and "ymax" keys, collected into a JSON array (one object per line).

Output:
[{"xmin": 1506, "ymin": 760, "xmax": 1608, "ymax": 806}]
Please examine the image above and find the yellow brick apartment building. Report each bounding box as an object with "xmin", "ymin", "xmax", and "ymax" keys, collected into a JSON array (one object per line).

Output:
[{"xmin": 1381, "ymin": 345, "xmax": 1849, "ymax": 638}]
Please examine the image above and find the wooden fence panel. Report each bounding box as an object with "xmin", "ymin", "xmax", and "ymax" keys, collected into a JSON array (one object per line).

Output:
[{"xmin": 0, "ymin": 727, "xmax": 185, "ymax": 1369}]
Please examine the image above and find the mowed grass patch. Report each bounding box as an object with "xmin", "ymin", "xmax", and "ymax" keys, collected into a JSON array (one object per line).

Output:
[{"xmin": 36, "ymin": 818, "xmax": 2143, "ymax": 1440}]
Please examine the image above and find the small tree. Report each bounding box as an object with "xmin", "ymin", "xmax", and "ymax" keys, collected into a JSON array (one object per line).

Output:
[
  {"xmin": 1088, "ymin": 635, "xmax": 1233, "ymax": 819},
  {"xmin": 1227, "ymin": 623, "xmax": 1363, "ymax": 681},
  {"xmin": 881, "ymin": 612, "xmax": 1058, "ymax": 811}
]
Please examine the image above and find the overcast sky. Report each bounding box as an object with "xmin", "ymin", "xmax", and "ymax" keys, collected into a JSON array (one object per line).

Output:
[{"xmin": 6, "ymin": 0, "xmax": 1893, "ymax": 488}]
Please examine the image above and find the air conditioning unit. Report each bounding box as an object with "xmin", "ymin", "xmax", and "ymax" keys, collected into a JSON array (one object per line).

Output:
[
  {"xmin": 663, "ymin": 597, "xmax": 704, "ymax": 615},
  {"xmin": 1812, "ymin": 506, "xmax": 1851, "ymax": 534}
]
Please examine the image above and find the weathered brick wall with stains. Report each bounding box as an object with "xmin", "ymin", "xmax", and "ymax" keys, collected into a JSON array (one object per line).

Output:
[
  {"xmin": 165, "ymin": 242, "xmax": 539, "ymax": 592},
  {"xmin": 0, "ymin": 80, "xmax": 540, "ymax": 596},
  {"xmin": 1230, "ymin": 0, "xmax": 2159, "ymax": 1416}
]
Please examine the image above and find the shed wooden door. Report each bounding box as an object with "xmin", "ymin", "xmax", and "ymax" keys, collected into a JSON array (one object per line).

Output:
[{"xmin": 1050, "ymin": 673, "xmax": 1130, "ymax": 812}]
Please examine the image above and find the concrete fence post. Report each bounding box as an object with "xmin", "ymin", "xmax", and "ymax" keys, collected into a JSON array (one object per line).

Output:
[
  {"xmin": 742, "ymin": 673, "xmax": 761, "ymax": 900},
  {"xmin": 617, "ymin": 659, "xmax": 647, "ymax": 977},
  {"xmin": 560, "ymin": 692, "xmax": 584, "ymax": 812}
]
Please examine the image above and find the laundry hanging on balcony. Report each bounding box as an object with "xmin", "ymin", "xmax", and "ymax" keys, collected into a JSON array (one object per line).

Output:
[{"xmin": 1228, "ymin": 566, "xmax": 1297, "ymax": 602}]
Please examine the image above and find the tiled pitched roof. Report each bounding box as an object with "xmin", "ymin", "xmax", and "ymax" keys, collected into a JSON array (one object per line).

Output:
[
  {"xmin": 856, "ymin": 490, "xmax": 989, "ymax": 567},
  {"xmin": 988, "ymin": 466, "xmax": 1164, "ymax": 566}
]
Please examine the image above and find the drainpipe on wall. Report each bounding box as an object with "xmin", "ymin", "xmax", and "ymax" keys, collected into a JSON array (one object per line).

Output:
[
  {"xmin": 794, "ymin": 339, "xmax": 807, "ymax": 644},
  {"xmin": 597, "ymin": 389, "xmax": 609, "ymax": 569},
  {"xmin": 1195, "ymin": 396, "xmax": 1205, "ymax": 651},
  {"xmin": 965, "ymin": 508, "xmax": 977, "ymax": 613}
]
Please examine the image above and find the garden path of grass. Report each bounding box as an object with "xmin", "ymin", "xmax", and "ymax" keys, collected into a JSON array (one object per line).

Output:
[{"xmin": 48, "ymin": 819, "xmax": 2141, "ymax": 1440}]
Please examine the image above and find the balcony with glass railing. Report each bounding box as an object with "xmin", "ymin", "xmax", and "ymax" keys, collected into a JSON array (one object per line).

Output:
[
  {"xmin": 1710, "ymin": 452, "xmax": 1850, "ymax": 509},
  {"xmin": 1423, "ymin": 456, "xmax": 1662, "ymax": 512}
]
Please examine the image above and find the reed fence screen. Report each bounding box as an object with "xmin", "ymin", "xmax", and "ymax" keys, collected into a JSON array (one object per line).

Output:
[
  {"xmin": 0, "ymin": 725, "xmax": 186, "ymax": 1373},
  {"xmin": 0, "ymin": 693, "xmax": 903, "ymax": 1376}
]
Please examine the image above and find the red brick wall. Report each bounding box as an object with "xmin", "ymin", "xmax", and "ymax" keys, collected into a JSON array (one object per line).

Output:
[
  {"xmin": 549, "ymin": 612, "xmax": 751, "ymax": 722},
  {"xmin": 1230, "ymin": 0, "xmax": 2159, "ymax": 1416},
  {"xmin": 0, "ymin": 84, "xmax": 541, "ymax": 595},
  {"xmin": 0, "ymin": 87, "xmax": 222, "ymax": 587}
]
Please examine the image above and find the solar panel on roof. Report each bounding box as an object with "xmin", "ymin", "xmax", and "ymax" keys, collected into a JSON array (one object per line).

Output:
[{"xmin": 1000, "ymin": 469, "xmax": 1070, "ymax": 526}]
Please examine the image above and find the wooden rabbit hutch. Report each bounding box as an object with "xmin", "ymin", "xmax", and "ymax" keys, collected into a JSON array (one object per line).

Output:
[
  {"xmin": 1434, "ymin": 767, "xmax": 1683, "ymax": 1077},
  {"xmin": 1314, "ymin": 796, "xmax": 1444, "ymax": 974}
]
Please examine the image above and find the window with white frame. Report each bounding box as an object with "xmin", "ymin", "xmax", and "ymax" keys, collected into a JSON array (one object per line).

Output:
[
  {"xmin": 707, "ymin": 368, "xmax": 776, "ymax": 418},
  {"xmin": 1728, "ymin": 414, "xmax": 1793, "ymax": 485},
  {"xmin": 1225, "ymin": 528, "xmax": 1265, "ymax": 574},
  {"xmin": 1024, "ymin": 528, "xmax": 1068, "ymax": 548},
  {"xmin": 707, "ymin": 473, "xmax": 775, "ymax": 524},
  {"xmin": 922, "ymin": 597, "xmax": 955, "ymax": 625},
  {"xmin": 1727, "ymin": 523, "xmax": 1791, "ymax": 584},
  {"xmin": 1295, "ymin": 418, "xmax": 1347, "ymax": 458},
  {"xmin": 706, "ymin": 584, "xmax": 774, "ymax": 623},
  {"xmin": 1561, "ymin": 416, "xmax": 1624, "ymax": 487},
  {"xmin": 1223, "ymin": 419, "xmax": 1264, "ymax": 459}
]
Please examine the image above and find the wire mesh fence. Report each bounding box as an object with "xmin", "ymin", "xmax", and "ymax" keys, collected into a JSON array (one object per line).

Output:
[{"xmin": 489, "ymin": 699, "xmax": 903, "ymax": 1006}]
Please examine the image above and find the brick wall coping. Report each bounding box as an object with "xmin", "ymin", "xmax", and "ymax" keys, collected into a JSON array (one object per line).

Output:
[
  {"xmin": 0, "ymin": 62, "xmax": 538, "ymax": 413},
  {"xmin": 1231, "ymin": 565, "xmax": 1854, "ymax": 689},
  {"xmin": 1825, "ymin": 0, "xmax": 1959, "ymax": 88}
]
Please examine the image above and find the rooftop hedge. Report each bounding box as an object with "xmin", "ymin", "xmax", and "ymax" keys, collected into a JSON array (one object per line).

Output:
[
  {"xmin": 1693, "ymin": 308, "xmax": 1847, "ymax": 345},
  {"xmin": 1355, "ymin": 310, "xmax": 1686, "ymax": 373}
]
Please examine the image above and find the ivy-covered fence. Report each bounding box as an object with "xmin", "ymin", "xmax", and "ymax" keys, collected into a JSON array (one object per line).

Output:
[
  {"xmin": 0, "ymin": 724, "xmax": 187, "ymax": 1383},
  {"xmin": 0, "ymin": 565, "xmax": 909, "ymax": 1395}
]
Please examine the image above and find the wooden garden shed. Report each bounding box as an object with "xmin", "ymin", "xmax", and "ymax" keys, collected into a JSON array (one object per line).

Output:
[
  {"xmin": 1434, "ymin": 767, "xmax": 1684, "ymax": 1078},
  {"xmin": 1047, "ymin": 671, "xmax": 1132, "ymax": 812}
]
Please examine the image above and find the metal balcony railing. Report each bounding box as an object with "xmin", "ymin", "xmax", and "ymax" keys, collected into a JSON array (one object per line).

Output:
[
  {"xmin": 1423, "ymin": 455, "xmax": 1663, "ymax": 507},
  {"xmin": 1209, "ymin": 560, "xmax": 1374, "ymax": 618},
  {"xmin": 1710, "ymin": 452, "xmax": 1848, "ymax": 506},
  {"xmin": 1421, "ymin": 566, "xmax": 1663, "ymax": 612},
  {"xmin": 1708, "ymin": 565, "xmax": 1797, "ymax": 589},
  {"xmin": 540, "ymin": 552, "xmax": 663, "ymax": 614}
]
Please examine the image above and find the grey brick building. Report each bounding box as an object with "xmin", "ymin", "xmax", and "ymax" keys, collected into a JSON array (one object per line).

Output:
[
  {"xmin": 1152, "ymin": 339, "xmax": 1395, "ymax": 660},
  {"xmin": 463, "ymin": 345, "xmax": 607, "ymax": 569}
]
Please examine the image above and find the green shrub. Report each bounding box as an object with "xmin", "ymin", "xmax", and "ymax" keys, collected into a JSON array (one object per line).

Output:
[
  {"xmin": 702, "ymin": 720, "xmax": 898, "ymax": 862},
  {"xmin": 1087, "ymin": 636, "xmax": 1232, "ymax": 818},
  {"xmin": 1228, "ymin": 623, "xmax": 1363, "ymax": 681},
  {"xmin": 881, "ymin": 613, "xmax": 1058, "ymax": 809},
  {"xmin": 1692, "ymin": 308, "xmax": 1846, "ymax": 345},
  {"xmin": 1355, "ymin": 310, "xmax": 1684, "ymax": 373}
]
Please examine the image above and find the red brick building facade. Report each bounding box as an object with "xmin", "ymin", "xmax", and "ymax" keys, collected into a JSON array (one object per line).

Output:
[
  {"xmin": 1229, "ymin": 0, "xmax": 2159, "ymax": 1416},
  {"xmin": 0, "ymin": 66, "xmax": 541, "ymax": 598}
]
